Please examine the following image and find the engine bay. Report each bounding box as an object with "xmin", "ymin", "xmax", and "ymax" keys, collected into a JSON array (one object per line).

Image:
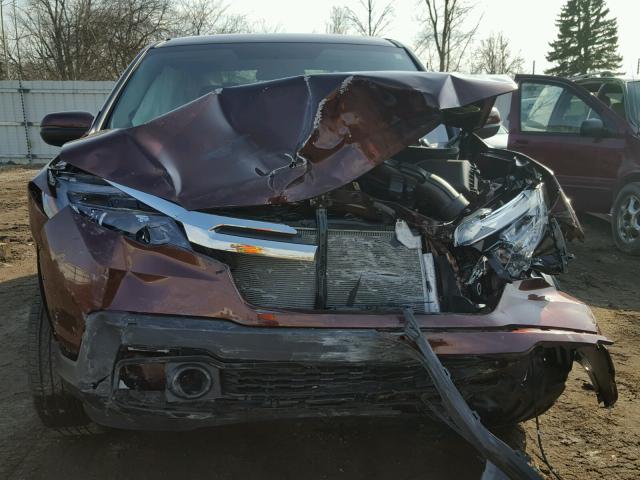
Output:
[{"xmin": 44, "ymin": 131, "xmax": 579, "ymax": 316}]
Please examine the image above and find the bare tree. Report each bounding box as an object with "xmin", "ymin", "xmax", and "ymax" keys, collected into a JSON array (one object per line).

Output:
[
  {"xmin": 325, "ymin": 6, "xmax": 351, "ymax": 35},
  {"xmin": 17, "ymin": 0, "xmax": 106, "ymax": 80},
  {"xmin": 249, "ymin": 18, "xmax": 283, "ymax": 33},
  {"xmin": 471, "ymin": 32, "xmax": 524, "ymax": 76},
  {"xmin": 347, "ymin": 0, "xmax": 393, "ymax": 37},
  {"xmin": 13, "ymin": 0, "xmax": 173, "ymax": 79},
  {"xmin": 0, "ymin": 0, "xmax": 9, "ymax": 79},
  {"xmin": 99, "ymin": 0, "xmax": 174, "ymax": 78},
  {"xmin": 6, "ymin": 0, "xmax": 283, "ymax": 80},
  {"xmin": 172, "ymin": 0, "xmax": 250, "ymax": 36},
  {"xmin": 415, "ymin": 0, "xmax": 480, "ymax": 72}
]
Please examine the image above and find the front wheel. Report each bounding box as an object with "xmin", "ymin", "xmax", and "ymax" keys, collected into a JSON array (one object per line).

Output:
[
  {"xmin": 27, "ymin": 287, "xmax": 102, "ymax": 435},
  {"xmin": 612, "ymin": 182, "xmax": 640, "ymax": 255}
]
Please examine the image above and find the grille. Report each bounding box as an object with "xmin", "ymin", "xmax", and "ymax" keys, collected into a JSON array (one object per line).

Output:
[
  {"xmin": 230, "ymin": 227, "xmax": 428, "ymax": 312},
  {"xmin": 217, "ymin": 357, "xmax": 508, "ymax": 409},
  {"xmin": 221, "ymin": 362, "xmax": 431, "ymax": 401}
]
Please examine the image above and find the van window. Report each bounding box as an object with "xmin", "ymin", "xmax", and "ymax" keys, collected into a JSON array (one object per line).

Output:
[
  {"xmin": 521, "ymin": 82, "xmax": 601, "ymax": 134},
  {"xmin": 596, "ymin": 82, "xmax": 626, "ymax": 118}
]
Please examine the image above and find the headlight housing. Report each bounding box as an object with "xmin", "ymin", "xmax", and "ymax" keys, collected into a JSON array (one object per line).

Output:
[
  {"xmin": 45, "ymin": 175, "xmax": 190, "ymax": 249},
  {"xmin": 43, "ymin": 171, "xmax": 316, "ymax": 261},
  {"xmin": 454, "ymin": 184, "xmax": 548, "ymax": 278}
]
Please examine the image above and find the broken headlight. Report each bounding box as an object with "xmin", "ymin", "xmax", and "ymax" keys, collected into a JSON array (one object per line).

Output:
[
  {"xmin": 69, "ymin": 191, "xmax": 190, "ymax": 248},
  {"xmin": 45, "ymin": 175, "xmax": 190, "ymax": 249},
  {"xmin": 454, "ymin": 184, "xmax": 548, "ymax": 278}
]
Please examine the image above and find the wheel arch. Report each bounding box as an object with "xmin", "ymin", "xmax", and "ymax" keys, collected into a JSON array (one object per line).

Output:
[{"xmin": 614, "ymin": 171, "xmax": 640, "ymax": 205}]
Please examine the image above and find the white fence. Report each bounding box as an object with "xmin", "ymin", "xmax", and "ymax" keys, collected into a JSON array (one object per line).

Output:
[{"xmin": 0, "ymin": 80, "xmax": 115, "ymax": 164}]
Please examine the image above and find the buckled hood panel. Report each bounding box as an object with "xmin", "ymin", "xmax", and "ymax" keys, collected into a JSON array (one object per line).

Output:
[{"xmin": 59, "ymin": 72, "xmax": 516, "ymax": 210}]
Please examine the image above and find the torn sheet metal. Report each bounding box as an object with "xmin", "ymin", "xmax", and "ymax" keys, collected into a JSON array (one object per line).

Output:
[
  {"xmin": 402, "ymin": 308, "xmax": 542, "ymax": 480},
  {"xmin": 59, "ymin": 72, "xmax": 516, "ymax": 210}
]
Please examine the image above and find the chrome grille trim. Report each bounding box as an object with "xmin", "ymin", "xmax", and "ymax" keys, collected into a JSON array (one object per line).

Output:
[{"xmin": 107, "ymin": 181, "xmax": 317, "ymax": 261}]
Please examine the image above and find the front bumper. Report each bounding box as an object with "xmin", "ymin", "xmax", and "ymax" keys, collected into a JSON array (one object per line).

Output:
[{"xmin": 55, "ymin": 311, "xmax": 616, "ymax": 431}]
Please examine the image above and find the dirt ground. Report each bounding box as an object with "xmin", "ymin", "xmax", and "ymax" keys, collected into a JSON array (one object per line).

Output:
[{"xmin": 1, "ymin": 166, "xmax": 638, "ymax": 480}]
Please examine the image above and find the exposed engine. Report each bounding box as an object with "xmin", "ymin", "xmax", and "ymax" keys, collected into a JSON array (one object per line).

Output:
[
  {"xmin": 43, "ymin": 131, "xmax": 577, "ymax": 316},
  {"xmin": 165, "ymin": 134, "xmax": 570, "ymax": 315}
]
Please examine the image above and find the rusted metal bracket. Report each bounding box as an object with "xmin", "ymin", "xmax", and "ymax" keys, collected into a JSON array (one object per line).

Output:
[{"xmin": 402, "ymin": 308, "xmax": 542, "ymax": 480}]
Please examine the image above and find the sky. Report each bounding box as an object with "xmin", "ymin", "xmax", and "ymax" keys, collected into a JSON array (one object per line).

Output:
[{"xmin": 230, "ymin": 0, "xmax": 640, "ymax": 76}]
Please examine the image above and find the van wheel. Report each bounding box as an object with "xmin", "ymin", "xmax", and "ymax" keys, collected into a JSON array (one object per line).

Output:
[
  {"xmin": 28, "ymin": 288, "xmax": 102, "ymax": 435},
  {"xmin": 612, "ymin": 182, "xmax": 640, "ymax": 255}
]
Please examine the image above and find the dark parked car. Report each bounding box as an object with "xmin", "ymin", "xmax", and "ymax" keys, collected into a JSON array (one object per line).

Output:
[
  {"xmin": 495, "ymin": 74, "xmax": 640, "ymax": 254},
  {"xmin": 28, "ymin": 34, "xmax": 617, "ymax": 476}
]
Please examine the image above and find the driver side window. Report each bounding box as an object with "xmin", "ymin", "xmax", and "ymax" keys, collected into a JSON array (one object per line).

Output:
[{"xmin": 521, "ymin": 82, "xmax": 601, "ymax": 134}]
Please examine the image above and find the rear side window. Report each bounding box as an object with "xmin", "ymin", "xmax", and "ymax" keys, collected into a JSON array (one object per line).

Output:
[
  {"xmin": 521, "ymin": 82, "xmax": 601, "ymax": 134},
  {"xmin": 595, "ymin": 82, "xmax": 626, "ymax": 119}
]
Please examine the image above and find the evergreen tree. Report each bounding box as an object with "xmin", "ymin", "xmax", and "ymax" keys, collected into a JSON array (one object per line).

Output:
[{"xmin": 546, "ymin": 0, "xmax": 622, "ymax": 76}]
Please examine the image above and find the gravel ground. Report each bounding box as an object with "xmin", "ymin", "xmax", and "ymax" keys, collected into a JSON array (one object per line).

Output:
[{"xmin": 1, "ymin": 166, "xmax": 638, "ymax": 480}]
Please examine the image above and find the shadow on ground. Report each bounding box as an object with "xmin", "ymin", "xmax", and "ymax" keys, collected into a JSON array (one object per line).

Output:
[{"xmin": 13, "ymin": 418, "xmax": 494, "ymax": 480}]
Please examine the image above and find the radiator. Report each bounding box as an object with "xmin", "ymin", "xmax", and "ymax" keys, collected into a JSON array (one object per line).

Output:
[{"xmin": 230, "ymin": 226, "xmax": 431, "ymax": 313}]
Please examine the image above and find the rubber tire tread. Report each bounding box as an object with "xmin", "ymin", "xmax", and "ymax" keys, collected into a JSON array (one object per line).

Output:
[
  {"xmin": 612, "ymin": 182, "xmax": 640, "ymax": 255},
  {"xmin": 27, "ymin": 288, "xmax": 102, "ymax": 436}
]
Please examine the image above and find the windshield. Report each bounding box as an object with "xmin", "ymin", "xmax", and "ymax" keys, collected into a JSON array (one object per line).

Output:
[
  {"xmin": 629, "ymin": 81, "xmax": 640, "ymax": 127},
  {"xmin": 108, "ymin": 42, "xmax": 419, "ymax": 129}
]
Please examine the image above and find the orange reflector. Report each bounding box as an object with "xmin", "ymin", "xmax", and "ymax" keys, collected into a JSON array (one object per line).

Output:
[
  {"xmin": 258, "ymin": 312, "xmax": 278, "ymax": 322},
  {"xmin": 231, "ymin": 244, "xmax": 264, "ymax": 255}
]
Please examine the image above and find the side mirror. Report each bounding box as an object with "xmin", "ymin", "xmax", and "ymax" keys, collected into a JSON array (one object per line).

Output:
[
  {"xmin": 475, "ymin": 107, "xmax": 502, "ymax": 139},
  {"xmin": 580, "ymin": 118, "xmax": 608, "ymax": 138},
  {"xmin": 40, "ymin": 111, "xmax": 94, "ymax": 146}
]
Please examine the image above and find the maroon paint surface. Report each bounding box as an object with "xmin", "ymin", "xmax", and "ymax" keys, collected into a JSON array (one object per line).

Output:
[
  {"xmin": 41, "ymin": 111, "xmax": 94, "ymax": 130},
  {"xmin": 59, "ymin": 72, "xmax": 515, "ymax": 210}
]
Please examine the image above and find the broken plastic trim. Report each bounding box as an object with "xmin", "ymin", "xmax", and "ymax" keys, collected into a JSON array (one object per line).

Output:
[
  {"xmin": 108, "ymin": 181, "xmax": 317, "ymax": 261},
  {"xmin": 575, "ymin": 344, "xmax": 618, "ymax": 407},
  {"xmin": 402, "ymin": 308, "xmax": 542, "ymax": 480},
  {"xmin": 454, "ymin": 184, "xmax": 547, "ymax": 247}
]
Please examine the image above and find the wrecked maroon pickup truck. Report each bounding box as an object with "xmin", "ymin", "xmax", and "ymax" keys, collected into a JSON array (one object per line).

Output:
[{"xmin": 28, "ymin": 34, "xmax": 617, "ymax": 477}]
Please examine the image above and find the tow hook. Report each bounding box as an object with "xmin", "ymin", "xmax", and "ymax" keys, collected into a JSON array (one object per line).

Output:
[{"xmin": 402, "ymin": 308, "xmax": 542, "ymax": 480}]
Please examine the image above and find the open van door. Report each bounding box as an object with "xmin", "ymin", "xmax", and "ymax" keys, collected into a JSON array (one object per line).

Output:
[{"xmin": 507, "ymin": 75, "xmax": 627, "ymax": 213}]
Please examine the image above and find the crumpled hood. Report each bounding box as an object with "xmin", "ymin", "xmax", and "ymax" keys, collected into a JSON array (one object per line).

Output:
[{"xmin": 60, "ymin": 72, "xmax": 516, "ymax": 210}]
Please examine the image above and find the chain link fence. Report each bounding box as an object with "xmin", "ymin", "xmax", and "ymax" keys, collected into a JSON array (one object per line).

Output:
[{"xmin": 0, "ymin": 80, "xmax": 114, "ymax": 165}]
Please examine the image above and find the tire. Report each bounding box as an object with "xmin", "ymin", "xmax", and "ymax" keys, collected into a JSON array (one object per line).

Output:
[
  {"xmin": 27, "ymin": 287, "xmax": 102, "ymax": 435},
  {"xmin": 612, "ymin": 182, "xmax": 640, "ymax": 255}
]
